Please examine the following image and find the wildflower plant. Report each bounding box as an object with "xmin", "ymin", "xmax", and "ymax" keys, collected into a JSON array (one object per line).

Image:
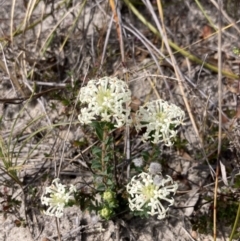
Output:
[
  {"xmin": 78, "ymin": 77, "xmax": 131, "ymax": 128},
  {"xmin": 126, "ymin": 172, "xmax": 178, "ymax": 219},
  {"xmin": 77, "ymin": 77, "xmax": 133, "ymax": 219},
  {"xmin": 40, "ymin": 76, "xmax": 184, "ymax": 221},
  {"xmin": 135, "ymin": 99, "xmax": 185, "ymax": 146},
  {"xmin": 41, "ymin": 178, "xmax": 76, "ymax": 218}
]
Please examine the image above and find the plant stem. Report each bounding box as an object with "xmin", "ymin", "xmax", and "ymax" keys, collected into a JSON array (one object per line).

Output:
[
  {"xmin": 101, "ymin": 128, "xmax": 108, "ymax": 173},
  {"xmin": 229, "ymin": 202, "xmax": 240, "ymax": 241}
]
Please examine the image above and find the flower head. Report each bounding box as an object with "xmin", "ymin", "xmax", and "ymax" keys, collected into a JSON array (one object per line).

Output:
[
  {"xmin": 78, "ymin": 77, "xmax": 131, "ymax": 128},
  {"xmin": 99, "ymin": 207, "xmax": 113, "ymax": 220},
  {"xmin": 103, "ymin": 190, "xmax": 115, "ymax": 203},
  {"xmin": 126, "ymin": 172, "xmax": 178, "ymax": 220},
  {"xmin": 135, "ymin": 99, "xmax": 185, "ymax": 146},
  {"xmin": 41, "ymin": 178, "xmax": 76, "ymax": 218}
]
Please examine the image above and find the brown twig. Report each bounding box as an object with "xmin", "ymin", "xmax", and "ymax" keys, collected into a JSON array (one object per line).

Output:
[{"xmin": 0, "ymin": 87, "xmax": 66, "ymax": 104}]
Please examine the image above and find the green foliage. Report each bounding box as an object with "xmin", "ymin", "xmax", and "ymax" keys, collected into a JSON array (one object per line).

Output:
[
  {"xmin": 192, "ymin": 194, "xmax": 240, "ymax": 236},
  {"xmin": 217, "ymin": 199, "xmax": 239, "ymax": 226},
  {"xmin": 74, "ymin": 190, "xmax": 96, "ymax": 212},
  {"xmin": 0, "ymin": 187, "xmax": 22, "ymax": 219},
  {"xmin": 91, "ymin": 121, "xmax": 115, "ymax": 141},
  {"xmin": 79, "ymin": 119, "xmax": 131, "ymax": 220},
  {"xmin": 141, "ymin": 146, "xmax": 161, "ymax": 164},
  {"xmin": 192, "ymin": 212, "xmax": 213, "ymax": 234},
  {"xmin": 233, "ymin": 176, "xmax": 240, "ymax": 189}
]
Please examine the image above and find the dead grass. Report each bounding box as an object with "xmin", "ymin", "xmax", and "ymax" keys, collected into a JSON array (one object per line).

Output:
[{"xmin": 0, "ymin": 0, "xmax": 240, "ymax": 240}]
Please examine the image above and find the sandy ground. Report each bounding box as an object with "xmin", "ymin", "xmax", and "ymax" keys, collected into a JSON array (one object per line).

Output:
[{"xmin": 0, "ymin": 0, "xmax": 240, "ymax": 240}]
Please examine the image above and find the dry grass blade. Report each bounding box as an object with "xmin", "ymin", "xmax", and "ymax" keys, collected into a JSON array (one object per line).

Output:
[
  {"xmin": 0, "ymin": 45, "xmax": 27, "ymax": 97},
  {"xmin": 123, "ymin": 0, "xmax": 239, "ymax": 80},
  {"xmin": 10, "ymin": 0, "xmax": 16, "ymax": 43},
  {"xmin": 21, "ymin": 0, "xmax": 40, "ymax": 34},
  {"xmin": 214, "ymin": 0, "xmax": 223, "ymax": 240},
  {"xmin": 59, "ymin": 0, "xmax": 88, "ymax": 52},
  {"xmin": 40, "ymin": 2, "xmax": 82, "ymax": 55},
  {"xmin": 209, "ymin": 0, "xmax": 240, "ymax": 34},
  {"xmin": 109, "ymin": 0, "xmax": 125, "ymax": 63},
  {"xmin": 194, "ymin": 0, "xmax": 217, "ymax": 30}
]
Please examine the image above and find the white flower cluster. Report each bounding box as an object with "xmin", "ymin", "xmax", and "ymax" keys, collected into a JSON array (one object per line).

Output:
[
  {"xmin": 78, "ymin": 77, "xmax": 131, "ymax": 128},
  {"xmin": 135, "ymin": 99, "xmax": 185, "ymax": 146},
  {"xmin": 126, "ymin": 172, "xmax": 178, "ymax": 220},
  {"xmin": 41, "ymin": 178, "xmax": 76, "ymax": 218}
]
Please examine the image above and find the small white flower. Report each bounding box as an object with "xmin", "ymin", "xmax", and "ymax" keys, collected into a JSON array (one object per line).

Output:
[
  {"xmin": 126, "ymin": 172, "xmax": 178, "ymax": 220},
  {"xmin": 78, "ymin": 77, "xmax": 131, "ymax": 128},
  {"xmin": 135, "ymin": 99, "xmax": 185, "ymax": 146},
  {"xmin": 41, "ymin": 178, "xmax": 76, "ymax": 218}
]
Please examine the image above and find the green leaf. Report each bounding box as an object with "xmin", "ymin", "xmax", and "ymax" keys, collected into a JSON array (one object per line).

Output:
[
  {"xmin": 91, "ymin": 121, "xmax": 104, "ymax": 141},
  {"xmin": 96, "ymin": 183, "xmax": 106, "ymax": 192},
  {"xmin": 91, "ymin": 160, "xmax": 102, "ymax": 170},
  {"xmin": 92, "ymin": 146, "xmax": 102, "ymax": 158}
]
